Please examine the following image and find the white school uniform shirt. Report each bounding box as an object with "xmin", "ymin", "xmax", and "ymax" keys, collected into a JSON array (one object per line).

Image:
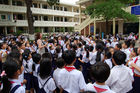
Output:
[
  {"xmin": 129, "ymin": 56, "xmax": 140, "ymax": 75},
  {"xmin": 121, "ymin": 48, "xmax": 131, "ymax": 62},
  {"xmin": 9, "ymin": 79, "xmax": 25, "ymax": 93},
  {"xmin": 18, "ymin": 70, "xmax": 26, "ymax": 88},
  {"xmin": 53, "ymin": 68, "xmax": 62, "ymax": 88},
  {"xmin": 111, "ymin": 42, "xmax": 118, "ymax": 48},
  {"xmin": 58, "ymin": 52, "xmax": 62, "ymax": 58},
  {"xmin": 106, "ymin": 43, "xmax": 111, "ymax": 47},
  {"xmin": 90, "ymin": 51, "xmax": 104, "ymax": 64},
  {"xmin": 82, "ymin": 51, "xmax": 90, "ymax": 63},
  {"xmin": 89, "ymin": 52, "xmax": 96, "ymax": 65},
  {"xmin": 38, "ymin": 76, "xmax": 56, "ymax": 93},
  {"xmin": 58, "ymin": 66, "xmax": 86, "ymax": 93},
  {"xmin": 76, "ymin": 48, "xmax": 81, "ymax": 57},
  {"xmin": 33, "ymin": 64, "xmax": 40, "ymax": 77},
  {"xmin": 23, "ymin": 58, "xmax": 33, "ymax": 73},
  {"xmin": 106, "ymin": 64, "xmax": 134, "ymax": 93},
  {"xmin": 104, "ymin": 59, "xmax": 113, "ymax": 69},
  {"xmin": 85, "ymin": 83, "xmax": 115, "ymax": 93}
]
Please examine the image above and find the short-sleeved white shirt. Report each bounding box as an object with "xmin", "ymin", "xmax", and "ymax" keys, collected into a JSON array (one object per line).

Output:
[
  {"xmin": 38, "ymin": 76, "xmax": 56, "ymax": 93},
  {"xmin": 58, "ymin": 66, "xmax": 86, "ymax": 93},
  {"xmin": 85, "ymin": 83, "xmax": 115, "ymax": 93},
  {"xmin": 106, "ymin": 65, "xmax": 134, "ymax": 93}
]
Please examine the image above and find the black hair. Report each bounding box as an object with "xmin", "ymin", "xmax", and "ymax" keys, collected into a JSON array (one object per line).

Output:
[
  {"xmin": 113, "ymin": 50, "xmax": 126, "ymax": 65},
  {"xmin": 89, "ymin": 46, "xmax": 94, "ymax": 52},
  {"xmin": 22, "ymin": 49, "xmax": 31, "ymax": 69},
  {"xmin": 16, "ymin": 42, "xmax": 23, "ymax": 48},
  {"xmin": 39, "ymin": 58, "xmax": 52, "ymax": 79},
  {"xmin": 85, "ymin": 45, "xmax": 89, "ymax": 58},
  {"xmin": 56, "ymin": 58, "xmax": 65, "ymax": 68},
  {"xmin": 116, "ymin": 43, "xmax": 122, "ymax": 49},
  {"xmin": 90, "ymin": 62, "xmax": 110, "ymax": 83},
  {"xmin": 62, "ymin": 50, "xmax": 76, "ymax": 65},
  {"xmin": 1, "ymin": 58, "xmax": 22, "ymax": 93},
  {"xmin": 133, "ymin": 48, "xmax": 138, "ymax": 56},
  {"xmin": 77, "ymin": 43, "xmax": 82, "ymax": 48},
  {"xmin": 105, "ymin": 51, "xmax": 112, "ymax": 59},
  {"xmin": 32, "ymin": 53, "xmax": 41, "ymax": 71},
  {"xmin": 42, "ymin": 52, "xmax": 52, "ymax": 60},
  {"xmin": 130, "ymin": 41, "xmax": 135, "ymax": 48},
  {"xmin": 95, "ymin": 43, "xmax": 104, "ymax": 62},
  {"xmin": 72, "ymin": 44, "xmax": 77, "ymax": 51},
  {"xmin": 6, "ymin": 51, "xmax": 21, "ymax": 62},
  {"xmin": 124, "ymin": 40, "xmax": 130, "ymax": 48}
]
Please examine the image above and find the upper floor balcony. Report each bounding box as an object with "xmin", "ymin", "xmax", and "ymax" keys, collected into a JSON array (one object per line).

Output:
[
  {"xmin": 0, "ymin": 4, "xmax": 79, "ymax": 17},
  {"xmin": 0, "ymin": 20, "xmax": 79, "ymax": 27}
]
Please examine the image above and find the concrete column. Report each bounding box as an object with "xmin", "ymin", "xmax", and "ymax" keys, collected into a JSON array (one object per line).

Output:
[
  {"xmin": 53, "ymin": 16, "xmax": 55, "ymax": 21},
  {"xmin": 84, "ymin": 28, "xmax": 86, "ymax": 36},
  {"xmin": 5, "ymin": 27, "xmax": 7, "ymax": 35},
  {"xmin": 79, "ymin": 5, "xmax": 82, "ymax": 24},
  {"xmin": 63, "ymin": 17, "xmax": 65, "ymax": 22},
  {"xmin": 118, "ymin": 20, "xmax": 123, "ymax": 34},
  {"xmin": 14, "ymin": 26, "xmax": 16, "ymax": 33},
  {"xmin": 72, "ymin": 18, "xmax": 74, "ymax": 22},
  {"xmin": 9, "ymin": 0, "xmax": 12, "ymax": 5},
  {"xmin": 40, "ymin": 3, "xmax": 42, "ymax": 8},
  {"xmin": 41, "ymin": 16, "xmax": 43, "ymax": 21},
  {"xmin": 72, "ymin": 7, "xmax": 74, "ymax": 12},
  {"xmin": 63, "ymin": 6, "xmax": 65, "ymax": 11},
  {"xmin": 139, "ymin": 17, "xmax": 140, "ymax": 40},
  {"xmin": 113, "ymin": 18, "xmax": 116, "ymax": 36},
  {"xmin": 89, "ymin": 24, "xmax": 90, "ymax": 35},
  {"xmin": 41, "ymin": 28, "xmax": 44, "ymax": 33},
  {"xmin": 53, "ymin": 27, "xmax": 55, "ymax": 33},
  {"xmin": 94, "ymin": 18, "xmax": 96, "ymax": 38},
  {"xmin": 11, "ymin": 13, "xmax": 13, "ymax": 21}
]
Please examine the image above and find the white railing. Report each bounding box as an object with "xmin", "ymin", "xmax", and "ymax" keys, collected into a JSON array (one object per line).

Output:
[
  {"xmin": 0, "ymin": 4, "xmax": 79, "ymax": 17},
  {"xmin": 1, "ymin": 20, "xmax": 78, "ymax": 27}
]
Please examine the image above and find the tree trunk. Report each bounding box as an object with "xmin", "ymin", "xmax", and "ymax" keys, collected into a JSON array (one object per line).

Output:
[
  {"xmin": 106, "ymin": 19, "xmax": 109, "ymax": 35},
  {"xmin": 25, "ymin": 0, "xmax": 34, "ymax": 34}
]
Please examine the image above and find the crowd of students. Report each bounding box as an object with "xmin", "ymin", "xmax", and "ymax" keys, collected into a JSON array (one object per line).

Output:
[{"xmin": 0, "ymin": 32, "xmax": 139, "ymax": 93}]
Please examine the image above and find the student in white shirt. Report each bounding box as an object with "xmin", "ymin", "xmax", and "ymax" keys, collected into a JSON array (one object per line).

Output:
[
  {"xmin": 85, "ymin": 62, "xmax": 115, "ymax": 93},
  {"xmin": 106, "ymin": 51, "xmax": 134, "ymax": 93},
  {"xmin": 32, "ymin": 53, "xmax": 41, "ymax": 93},
  {"xmin": 53, "ymin": 58, "xmax": 65, "ymax": 92},
  {"xmin": 111, "ymin": 38, "xmax": 118, "ymax": 48},
  {"xmin": 38, "ymin": 58, "xmax": 56, "ymax": 93},
  {"xmin": 58, "ymin": 50, "xmax": 86, "ymax": 93},
  {"xmin": 104, "ymin": 51, "xmax": 113, "ymax": 69},
  {"xmin": 129, "ymin": 47, "xmax": 140, "ymax": 93},
  {"xmin": 1, "ymin": 58, "xmax": 25, "ymax": 93},
  {"xmin": 22, "ymin": 49, "xmax": 33, "ymax": 93},
  {"xmin": 121, "ymin": 40, "xmax": 131, "ymax": 62}
]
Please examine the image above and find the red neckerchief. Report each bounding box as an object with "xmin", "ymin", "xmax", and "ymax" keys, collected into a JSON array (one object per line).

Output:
[
  {"xmin": 132, "ymin": 57, "xmax": 138, "ymax": 73},
  {"xmin": 94, "ymin": 86, "xmax": 108, "ymax": 93},
  {"xmin": 10, "ymin": 81, "xmax": 23, "ymax": 86},
  {"xmin": 64, "ymin": 66, "xmax": 76, "ymax": 72}
]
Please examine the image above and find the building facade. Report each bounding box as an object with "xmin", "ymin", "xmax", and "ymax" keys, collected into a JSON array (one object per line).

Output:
[
  {"xmin": 75, "ymin": 0, "xmax": 140, "ymax": 36},
  {"xmin": 0, "ymin": 0, "xmax": 85, "ymax": 35}
]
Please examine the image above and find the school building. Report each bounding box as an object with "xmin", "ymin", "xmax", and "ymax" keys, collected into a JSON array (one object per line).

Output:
[
  {"xmin": 75, "ymin": 0, "xmax": 140, "ymax": 36},
  {"xmin": 0, "ymin": 0, "xmax": 85, "ymax": 35}
]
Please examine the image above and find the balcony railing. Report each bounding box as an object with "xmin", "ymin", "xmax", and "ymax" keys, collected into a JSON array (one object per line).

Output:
[
  {"xmin": 0, "ymin": 4, "xmax": 79, "ymax": 17},
  {"xmin": 0, "ymin": 20, "xmax": 79, "ymax": 27}
]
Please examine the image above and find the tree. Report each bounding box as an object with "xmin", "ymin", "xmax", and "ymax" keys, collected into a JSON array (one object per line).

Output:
[
  {"xmin": 24, "ymin": 0, "xmax": 59, "ymax": 39},
  {"xmin": 85, "ymin": 0, "xmax": 138, "ymax": 34}
]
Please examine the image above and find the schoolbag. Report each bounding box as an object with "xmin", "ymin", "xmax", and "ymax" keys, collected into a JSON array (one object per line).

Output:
[
  {"xmin": 10, "ymin": 85, "xmax": 21, "ymax": 93},
  {"xmin": 38, "ymin": 76, "xmax": 52, "ymax": 93}
]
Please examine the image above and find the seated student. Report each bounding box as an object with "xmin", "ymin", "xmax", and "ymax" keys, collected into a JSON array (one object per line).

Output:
[
  {"xmin": 58, "ymin": 50, "xmax": 86, "ymax": 93},
  {"xmin": 0, "ymin": 58, "xmax": 25, "ymax": 93},
  {"xmin": 38, "ymin": 58, "xmax": 56, "ymax": 93},
  {"xmin": 106, "ymin": 51, "xmax": 134, "ymax": 93},
  {"xmin": 53, "ymin": 58, "xmax": 65, "ymax": 90},
  {"xmin": 85, "ymin": 62, "xmax": 115, "ymax": 93}
]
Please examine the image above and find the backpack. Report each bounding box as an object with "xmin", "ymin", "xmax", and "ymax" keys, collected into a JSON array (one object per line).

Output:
[
  {"xmin": 10, "ymin": 85, "xmax": 21, "ymax": 93},
  {"xmin": 38, "ymin": 76, "xmax": 52, "ymax": 93}
]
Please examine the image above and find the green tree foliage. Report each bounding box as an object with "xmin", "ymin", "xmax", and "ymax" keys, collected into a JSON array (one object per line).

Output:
[
  {"xmin": 46, "ymin": 0, "xmax": 59, "ymax": 6},
  {"xmin": 85, "ymin": 0, "xmax": 138, "ymax": 34}
]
